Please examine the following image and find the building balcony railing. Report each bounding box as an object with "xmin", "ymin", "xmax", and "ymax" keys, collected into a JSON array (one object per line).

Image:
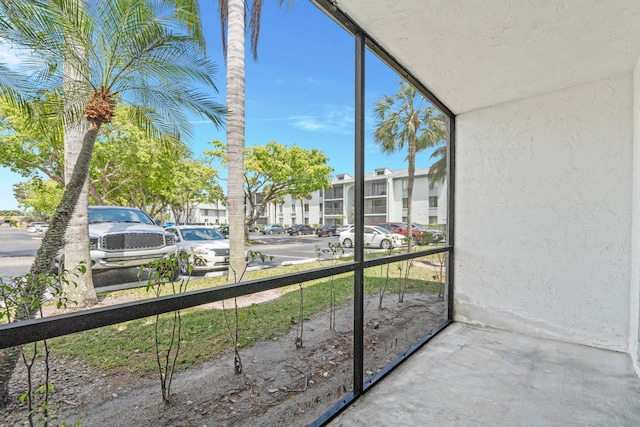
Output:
[
  {"xmin": 324, "ymin": 208, "xmax": 343, "ymax": 215},
  {"xmin": 364, "ymin": 190, "xmax": 387, "ymax": 197},
  {"xmin": 323, "ymin": 191, "xmax": 344, "ymax": 200},
  {"xmin": 365, "ymin": 207, "xmax": 387, "ymax": 214}
]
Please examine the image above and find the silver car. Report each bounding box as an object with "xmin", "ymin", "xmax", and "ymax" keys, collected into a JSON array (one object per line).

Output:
[{"xmin": 165, "ymin": 226, "xmax": 230, "ymax": 275}]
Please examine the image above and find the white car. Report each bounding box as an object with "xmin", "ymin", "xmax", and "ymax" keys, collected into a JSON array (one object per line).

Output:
[
  {"xmin": 34, "ymin": 223, "xmax": 49, "ymax": 234},
  {"xmin": 27, "ymin": 222, "xmax": 48, "ymax": 233},
  {"xmin": 165, "ymin": 226, "xmax": 230, "ymax": 275},
  {"xmin": 336, "ymin": 223, "xmax": 353, "ymax": 234},
  {"xmin": 339, "ymin": 225, "xmax": 407, "ymax": 250}
]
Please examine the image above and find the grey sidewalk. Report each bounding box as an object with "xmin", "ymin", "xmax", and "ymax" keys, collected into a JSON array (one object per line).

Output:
[{"xmin": 330, "ymin": 323, "xmax": 640, "ymax": 426}]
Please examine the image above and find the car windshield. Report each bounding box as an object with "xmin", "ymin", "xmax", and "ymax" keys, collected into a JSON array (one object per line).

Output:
[
  {"xmin": 369, "ymin": 226, "xmax": 389, "ymax": 234},
  {"xmin": 181, "ymin": 228, "xmax": 224, "ymax": 241},
  {"xmin": 89, "ymin": 207, "xmax": 155, "ymax": 225}
]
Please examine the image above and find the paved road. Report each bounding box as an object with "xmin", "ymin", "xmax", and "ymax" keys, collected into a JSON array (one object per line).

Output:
[
  {"xmin": 0, "ymin": 227, "xmax": 41, "ymax": 257},
  {"xmin": 0, "ymin": 227, "xmax": 42, "ymax": 280}
]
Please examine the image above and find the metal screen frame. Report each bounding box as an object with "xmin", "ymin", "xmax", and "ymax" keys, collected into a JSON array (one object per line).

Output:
[{"xmin": 0, "ymin": 2, "xmax": 456, "ymax": 425}]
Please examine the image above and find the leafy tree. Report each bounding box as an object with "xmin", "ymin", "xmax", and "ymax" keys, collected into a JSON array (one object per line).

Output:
[
  {"xmin": 0, "ymin": 93, "xmax": 65, "ymax": 185},
  {"xmin": 13, "ymin": 179, "xmax": 64, "ymax": 219},
  {"xmin": 373, "ymin": 80, "xmax": 447, "ymax": 250},
  {"xmin": 0, "ymin": 100, "xmax": 205, "ymax": 218},
  {"xmin": 89, "ymin": 107, "xmax": 193, "ymax": 216},
  {"xmin": 1, "ymin": 99, "xmax": 224, "ymax": 223},
  {"xmin": 0, "ymin": 0, "xmax": 223, "ymax": 280},
  {"xmin": 0, "ymin": 0, "xmax": 224, "ymax": 405},
  {"xmin": 216, "ymin": 0, "xmax": 295, "ymax": 284},
  {"xmin": 208, "ymin": 140, "xmax": 333, "ymax": 239},
  {"xmin": 167, "ymin": 159, "xmax": 225, "ymax": 224}
]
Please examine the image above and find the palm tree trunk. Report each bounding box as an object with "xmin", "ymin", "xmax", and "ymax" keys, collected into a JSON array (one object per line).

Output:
[
  {"xmin": 62, "ymin": 5, "xmax": 97, "ymax": 307},
  {"xmin": 407, "ymin": 137, "xmax": 416, "ymax": 251},
  {"xmin": 226, "ymin": 0, "xmax": 247, "ymax": 283},
  {"xmin": 0, "ymin": 121, "xmax": 101, "ymax": 407},
  {"xmin": 63, "ymin": 118, "xmax": 97, "ymax": 306}
]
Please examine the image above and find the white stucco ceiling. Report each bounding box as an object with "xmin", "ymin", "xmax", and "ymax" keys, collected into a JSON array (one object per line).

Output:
[{"xmin": 331, "ymin": 0, "xmax": 640, "ymax": 114}]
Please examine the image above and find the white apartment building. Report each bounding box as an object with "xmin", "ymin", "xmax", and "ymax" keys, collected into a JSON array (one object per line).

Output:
[
  {"xmin": 181, "ymin": 167, "xmax": 446, "ymax": 227},
  {"xmin": 179, "ymin": 200, "xmax": 227, "ymax": 225}
]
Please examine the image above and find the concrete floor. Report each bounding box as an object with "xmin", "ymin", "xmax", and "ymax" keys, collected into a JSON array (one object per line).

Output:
[{"xmin": 329, "ymin": 323, "xmax": 640, "ymax": 427}]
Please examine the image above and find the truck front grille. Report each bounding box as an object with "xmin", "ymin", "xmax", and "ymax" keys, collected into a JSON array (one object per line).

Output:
[{"xmin": 102, "ymin": 232, "xmax": 165, "ymax": 251}]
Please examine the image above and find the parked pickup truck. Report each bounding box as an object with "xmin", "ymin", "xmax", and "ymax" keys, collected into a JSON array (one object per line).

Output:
[{"xmin": 56, "ymin": 206, "xmax": 177, "ymax": 277}]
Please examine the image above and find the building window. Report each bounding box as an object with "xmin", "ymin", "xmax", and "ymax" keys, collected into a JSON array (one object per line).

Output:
[
  {"xmin": 203, "ymin": 209, "xmax": 209, "ymax": 216},
  {"xmin": 291, "ymin": 204, "xmax": 296, "ymax": 213},
  {"xmin": 402, "ymin": 198, "xmax": 408, "ymax": 209},
  {"xmin": 319, "ymin": 203, "xmax": 323, "ymax": 212},
  {"xmin": 429, "ymin": 196, "xmax": 438, "ymax": 208},
  {"xmin": 279, "ymin": 204, "xmax": 283, "ymax": 213},
  {"xmin": 304, "ymin": 203, "xmax": 309, "ymax": 212},
  {"xmin": 368, "ymin": 180, "xmax": 386, "ymax": 196},
  {"xmin": 326, "ymin": 185, "xmax": 344, "ymax": 199},
  {"xmin": 402, "ymin": 178, "xmax": 407, "ymax": 190},
  {"xmin": 429, "ymin": 216, "xmax": 438, "ymax": 224}
]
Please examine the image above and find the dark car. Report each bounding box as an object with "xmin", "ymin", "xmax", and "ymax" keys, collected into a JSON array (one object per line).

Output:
[
  {"xmin": 316, "ymin": 224, "xmax": 338, "ymax": 237},
  {"xmin": 261, "ymin": 224, "xmax": 285, "ymax": 234},
  {"xmin": 373, "ymin": 222, "xmax": 429, "ymax": 245},
  {"xmin": 288, "ymin": 224, "xmax": 315, "ymax": 235},
  {"xmin": 412, "ymin": 223, "xmax": 445, "ymax": 243}
]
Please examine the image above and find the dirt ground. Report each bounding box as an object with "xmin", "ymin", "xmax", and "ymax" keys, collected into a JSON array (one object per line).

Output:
[{"xmin": 1, "ymin": 292, "xmax": 446, "ymax": 427}]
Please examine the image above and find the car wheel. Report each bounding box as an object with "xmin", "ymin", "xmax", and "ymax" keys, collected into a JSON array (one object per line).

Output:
[
  {"xmin": 298, "ymin": 231, "xmax": 302, "ymax": 235},
  {"xmin": 178, "ymin": 253, "xmax": 189, "ymax": 275},
  {"xmin": 381, "ymin": 239, "xmax": 392, "ymax": 250},
  {"xmin": 269, "ymin": 230, "xmax": 274, "ymax": 234},
  {"xmin": 412, "ymin": 235, "xmax": 419, "ymax": 246},
  {"xmin": 342, "ymin": 238, "xmax": 353, "ymax": 248}
]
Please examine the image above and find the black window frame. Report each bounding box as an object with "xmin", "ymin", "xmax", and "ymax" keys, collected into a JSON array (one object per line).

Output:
[{"xmin": 0, "ymin": 3, "xmax": 455, "ymax": 426}]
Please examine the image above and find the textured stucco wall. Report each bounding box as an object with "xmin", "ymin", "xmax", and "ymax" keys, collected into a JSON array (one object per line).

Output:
[
  {"xmin": 454, "ymin": 75, "xmax": 633, "ymax": 351},
  {"xmin": 632, "ymin": 60, "xmax": 640, "ymax": 374}
]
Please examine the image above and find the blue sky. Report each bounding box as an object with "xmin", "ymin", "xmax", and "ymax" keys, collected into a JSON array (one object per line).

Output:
[{"xmin": 0, "ymin": 0, "xmax": 441, "ymax": 211}]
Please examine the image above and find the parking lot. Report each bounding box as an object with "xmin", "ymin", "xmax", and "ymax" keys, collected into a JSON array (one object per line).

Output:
[
  {"xmin": 248, "ymin": 232, "xmax": 350, "ymax": 265},
  {"xmin": 0, "ymin": 228, "xmax": 353, "ymax": 291}
]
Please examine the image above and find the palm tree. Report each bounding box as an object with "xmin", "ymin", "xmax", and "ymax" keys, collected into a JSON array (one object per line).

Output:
[
  {"xmin": 427, "ymin": 145, "xmax": 447, "ymax": 189},
  {"xmin": 0, "ymin": 0, "xmax": 224, "ymax": 405},
  {"xmin": 373, "ymin": 80, "xmax": 447, "ymax": 250},
  {"xmin": 62, "ymin": 0, "xmax": 205, "ymax": 306},
  {"xmin": 217, "ymin": 0, "xmax": 294, "ymax": 284},
  {"xmin": 63, "ymin": 0, "xmax": 95, "ymax": 305}
]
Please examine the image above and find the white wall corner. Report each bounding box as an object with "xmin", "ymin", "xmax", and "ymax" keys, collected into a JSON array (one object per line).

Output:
[
  {"xmin": 631, "ymin": 57, "xmax": 640, "ymax": 378},
  {"xmin": 454, "ymin": 75, "xmax": 633, "ymax": 352}
]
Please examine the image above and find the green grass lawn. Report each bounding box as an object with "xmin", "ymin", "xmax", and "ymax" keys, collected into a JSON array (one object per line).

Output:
[{"xmin": 49, "ymin": 255, "xmax": 445, "ymax": 376}]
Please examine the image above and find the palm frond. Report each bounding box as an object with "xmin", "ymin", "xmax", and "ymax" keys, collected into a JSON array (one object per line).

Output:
[{"xmin": 1, "ymin": 0, "xmax": 226, "ymax": 140}]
